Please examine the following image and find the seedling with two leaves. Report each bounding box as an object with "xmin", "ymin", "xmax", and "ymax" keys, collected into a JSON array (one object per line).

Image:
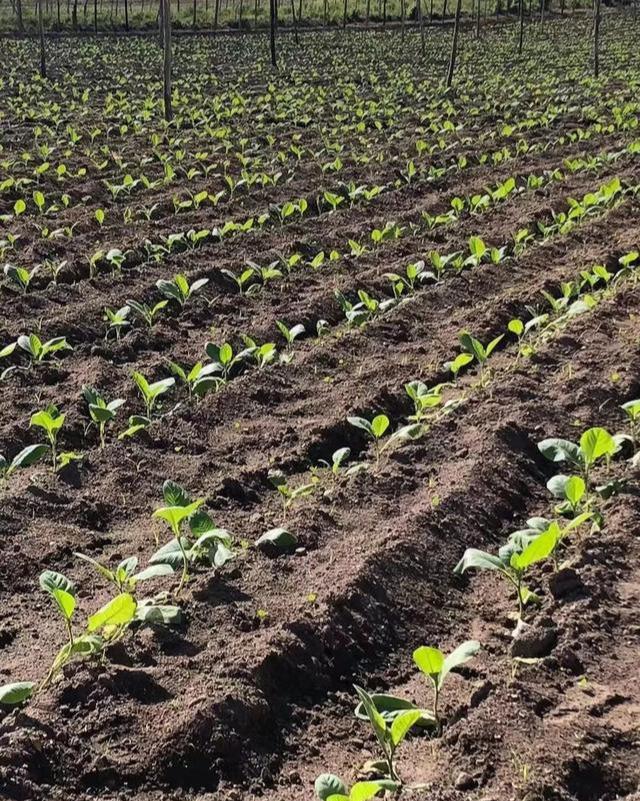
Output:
[
  {"xmin": 127, "ymin": 298, "xmax": 168, "ymax": 328},
  {"xmin": 82, "ymin": 387, "xmax": 125, "ymax": 448},
  {"xmin": 169, "ymin": 360, "xmax": 223, "ymax": 399},
  {"xmin": 1, "ymin": 334, "xmax": 72, "ymax": 378},
  {"xmin": 268, "ymin": 469, "xmax": 319, "ymax": 520},
  {"xmin": 447, "ymin": 331, "xmax": 504, "ymax": 382},
  {"xmin": 132, "ymin": 372, "xmax": 175, "ymax": 418},
  {"xmin": 348, "ymin": 414, "xmax": 422, "ymax": 467},
  {"xmin": 413, "ymin": 640, "xmax": 480, "ymax": 729},
  {"xmin": 538, "ymin": 426, "xmax": 618, "ymax": 497},
  {"xmin": 3, "ymin": 263, "xmax": 39, "ymax": 294},
  {"xmin": 353, "ymin": 685, "xmax": 421, "ymax": 784},
  {"xmin": 156, "ymin": 273, "xmax": 209, "ymax": 307}
]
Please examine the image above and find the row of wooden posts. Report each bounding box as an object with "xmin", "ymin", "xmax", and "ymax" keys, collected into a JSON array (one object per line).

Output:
[{"xmin": 22, "ymin": 0, "xmax": 603, "ymax": 125}]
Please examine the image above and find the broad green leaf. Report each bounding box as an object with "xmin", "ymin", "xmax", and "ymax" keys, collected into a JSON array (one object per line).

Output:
[
  {"xmin": 579, "ymin": 427, "xmax": 615, "ymax": 465},
  {"xmin": 52, "ymin": 588, "xmax": 76, "ymax": 621},
  {"xmin": 413, "ymin": 646, "xmax": 445, "ymax": 682},
  {"xmin": 315, "ymin": 774, "xmax": 347, "ymax": 800},
  {"xmin": 453, "ymin": 548, "xmax": 506, "ymax": 574},
  {"xmin": 390, "ymin": 709, "xmax": 421, "ymax": 746},
  {"xmin": 440, "ymin": 640, "xmax": 481, "ymax": 685},
  {"xmin": 0, "ymin": 681, "xmax": 35, "ymax": 705},
  {"xmin": 87, "ymin": 593, "xmax": 137, "ymax": 632}
]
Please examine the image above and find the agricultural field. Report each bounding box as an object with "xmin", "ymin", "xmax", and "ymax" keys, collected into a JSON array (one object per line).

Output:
[{"xmin": 1, "ymin": 11, "xmax": 640, "ymax": 801}]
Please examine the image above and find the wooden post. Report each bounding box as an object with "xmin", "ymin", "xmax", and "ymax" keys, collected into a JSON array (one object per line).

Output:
[
  {"xmin": 446, "ymin": 0, "xmax": 461, "ymax": 87},
  {"xmin": 593, "ymin": 0, "xmax": 601, "ymax": 77},
  {"xmin": 38, "ymin": 0, "xmax": 47, "ymax": 77},
  {"xmin": 162, "ymin": 0, "xmax": 172, "ymax": 120},
  {"xmin": 269, "ymin": 0, "xmax": 277, "ymax": 66}
]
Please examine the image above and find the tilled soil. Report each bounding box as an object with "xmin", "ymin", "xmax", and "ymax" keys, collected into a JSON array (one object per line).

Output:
[{"xmin": 1, "ymin": 24, "xmax": 640, "ymax": 801}]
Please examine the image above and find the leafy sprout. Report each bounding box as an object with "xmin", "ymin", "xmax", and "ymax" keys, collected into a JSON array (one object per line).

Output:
[{"xmin": 412, "ymin": 640, "xmax": 480, "ymax": 729}]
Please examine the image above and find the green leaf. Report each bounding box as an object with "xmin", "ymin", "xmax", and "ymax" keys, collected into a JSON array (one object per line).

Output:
[
  {"xmin": 354, "ymin": 685, "xmax": 387, "ymax": 748},
  {"xmin": 347, "ymin": 416, "xmax": 374, "ymax": 436},
  {"xmin": 52, "ymin": 588, "xmax": 76, "ymax": 621},
  {"xmin": 510, "ymin": 525, "xmax": 559, "ymax": 570},
  {"xmin": 371, "ymin": 414, "xmax": 390, "ymax": 439},
  {"xmin": 389, "ymin": 709, "xmax": 421, "ymax": 747},
  {"xmin": 40, "ymin": 569, "xmax": 75, "ymax": 597},
  {"xmin": 413, "ymin": 646, "xmax": 445, "ymax": 683},
  {"xmin": 579, "ymin": 427, "xmax": 615, "ymax": 466},
  {"xmin": 453, "ymin": 548, "xmax": 506, "ymax": 574},
  {"xmin": 537, "ymin": 438, "xmax": 581, "ymax": 465},
  {"xmin": 153, "ymin": 500, "xmax": 203, "ymax": 534},
  {"xmin": 0, "ymin": 681, "xmax": 35, "ymax": 705},
  {"xmin": 440, "ymin": 640, "xmax": 480, "ymax": 685},
  {"xmin": 162, "ymin": 479, "xmax": 191, "ymax": 507},
  {"xmin": 255, "ymin": 527, "xmax": 297, "ymax": 553},
  {"xmin": 87, "ymin": 593, "xmax": 137, "ymax": 632},
  {"xmin": 565, "ymin": 475, "xmax": 586, "ymax": 506},
  {"xmin": 315, "ymin": 774, "xmax": 347, "ymax": 800},
  {"xmin": 8, "ymin": 443, "xmax": 49, "ymax": 474}
]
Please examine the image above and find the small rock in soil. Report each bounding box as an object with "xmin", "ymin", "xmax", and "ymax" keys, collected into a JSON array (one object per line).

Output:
[
  {"xmin": 549, "ymin": 567, "xmax": 585, "ymax": 599},
  {"xmin": 511, "ymin": 623, "xmax": 558, "ymax": 658},
  {"xmin": 454, "ymin": 771, "xmax": 476, "ymax": 790}
]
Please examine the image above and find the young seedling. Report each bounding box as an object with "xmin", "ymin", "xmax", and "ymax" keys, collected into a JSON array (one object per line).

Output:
[
  {"xmin": 127, "ymin": 298, "xmax": 168, "ymax": 328},
  {"xmin": 276, "ymin": 320, "xmax": 305, "ymax": 349},
  {"xmin": 242, "ymin": 335, "xmax": 277, "ymax": 369},
  {"xmin": 1, "ymin": 334, "xmax": 72, "ymax": 372},
  {"xmin": 30, "ymin": 405, "xmax": 65, "ymax": 470},
  {"xmin": 316, "ymin": 447, "xmax": 352, "ymax": 479},
  {"xmin": 169, "ymin": 360, "xmax": 223, "ymax": 399},
  {"xmin": 4, "ymin": 263, "xmax": 38, "ymax": 294},
  {"xmin": 458, "ymin": 330, "xmax": 504, "ymax": 382},
  {"xmin": 405, "ymin": 381, "xmax": 444, "ymax": 423},
  {"xmin": 156, "ymin": 273, "xmax": 209, "ymax": 307},
  {"xmin": 104, "ymin": 305, "xmax": 131, "ymax": 341},
  {"xmin": 348, "ymin": 414, "xmax": 422, "ymax": 467},
  {"xmin": 205, "ymin": 342, "xmax": 253, "ymax": 381},
  {"xmin": 354, "ymin": 685, "xmax": 420, "ymax": 784},
  {"xmin": 538, "ymin": 427, "xmax": 616, "ymax": 492},
  {"xmin": 132, "ymin": 372, "xmax": 175, "ymax": 418},
  {"xmin": 268, "ymin": 470, "xmax": 319, "ymax": 520},
  {"xmin": 621, "ymin": 399, "xmax": 640, "ymax": 450},
  {"xmin": 153, "ymin": 497, "xmax": 203, "ymax": 596},
  {"xmin": 454, "ymin": 524, "xmax": 569, "ymax": 619},
  {"xmin": 0, "ymin": 443, "xmax": 49, "ymax": 482},
  {"xmin": 546, "ymin": 474, "xmax": 587, "ymax": 517},
  {"xmin": 82, "ymin": 387, "xmax": 125, "ymax": 448},
  {"xmin": 75, "ymin": 552, "xmax": 174, "ymax": 594},
  {"xmin": 150, "ymin": 481, "xmax": 234, "ymax": 592},
  {"xmin": 412, "ymin": 640, "xmax": 480, "ymax": 729}
]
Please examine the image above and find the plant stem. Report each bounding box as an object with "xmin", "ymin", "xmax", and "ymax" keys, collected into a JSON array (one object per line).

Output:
[{"xmin": 175, "ymin": 536, "xmax": 189, "ymax": 597}]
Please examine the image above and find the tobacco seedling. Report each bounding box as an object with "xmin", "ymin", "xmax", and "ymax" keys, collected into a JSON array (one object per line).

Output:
[
  {"xmin": 4, "ymin": 263, "xmax": 38, "ymax": 294},
  {"xmin": 127, "ymin": 298, "xmax": 169, "ymax": 328},
  {"xmin": 153, "ymin": 497, "xmax": 203, "ymax": 595},
  {"xmin": 269, "ymin": 470, "xmax": 319, "ymax": 519},
  {"xmin": 538, "ymin": 427, "xmax": 616, "ymax": 490},
  {"xmin": 169, "ymin": 360, "xmax": 223, "ymax": 398},
  {"xmin": 104, "ymin": 305, "xmax": 130, "ymax": 341},
  {"xmin": 413, "ymin": 640, "xmax": 480, "ymax": 729},
  {"xmin": 83, "ymin": 387, "xmax": 125, "ymax": 447},
  {"xmin": 0, "ymin": 443, "xmax": 49, "ymax": 482},
  {"xmin": 276, "ymin": 320, "xmax": 305, "ymax": 349},
  {"xmin": 348, "ymin": 414, "xmax": 422, "ymax": 467},
  {"xmin": 354, "ymin": 685, "xmax": 421, "ymax": 784},
  {"xmin": 458, "ymin": 330, "xmax": 504, "ymax": 381},
  {"xmin": 546, "ymin": 474, "xmax": 587, "ymax": 516},
  {"xmin": 1, "ymin": 334, "xmax": 72, "ymax": 370},
  {"xmin": 156, "ymin": 273, "xmax": 209, "ymax": 307},
  {"xmin": 75, "ymin": 552, "xmax": 174, "ymax": 593},
  {"xmin": 316, "ymin": 447, "xmax": 352, "ymax": 478},
  {"xmin": 205, "ymin": 342, "xmax": 253, "ymax": 380},
  {"xmin": 30, "ymin": 405, "xmax": 65, "ymax": 470},
  {"xmin": 454, "ymin": 524, "xmax": 567, "ymax": 618},
  {"xmin": 150, "ymin": 481, "xmax": 234, "ymax": 592},
  {"xmin": 405, "ymin": 381, "xmax": 443, "ymax": 423},
  {"xmin": 132, "ymin": 372, "xmax": 175, "ymax": 417},
  {"xmin": 621, "ymin": 399, "xmax": 640, "ymax": 449}
]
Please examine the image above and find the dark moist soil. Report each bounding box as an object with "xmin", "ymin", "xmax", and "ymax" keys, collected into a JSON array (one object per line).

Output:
[{"xmin": 1, "ymin": 123, "xmax": 640, "ymax": 799}]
